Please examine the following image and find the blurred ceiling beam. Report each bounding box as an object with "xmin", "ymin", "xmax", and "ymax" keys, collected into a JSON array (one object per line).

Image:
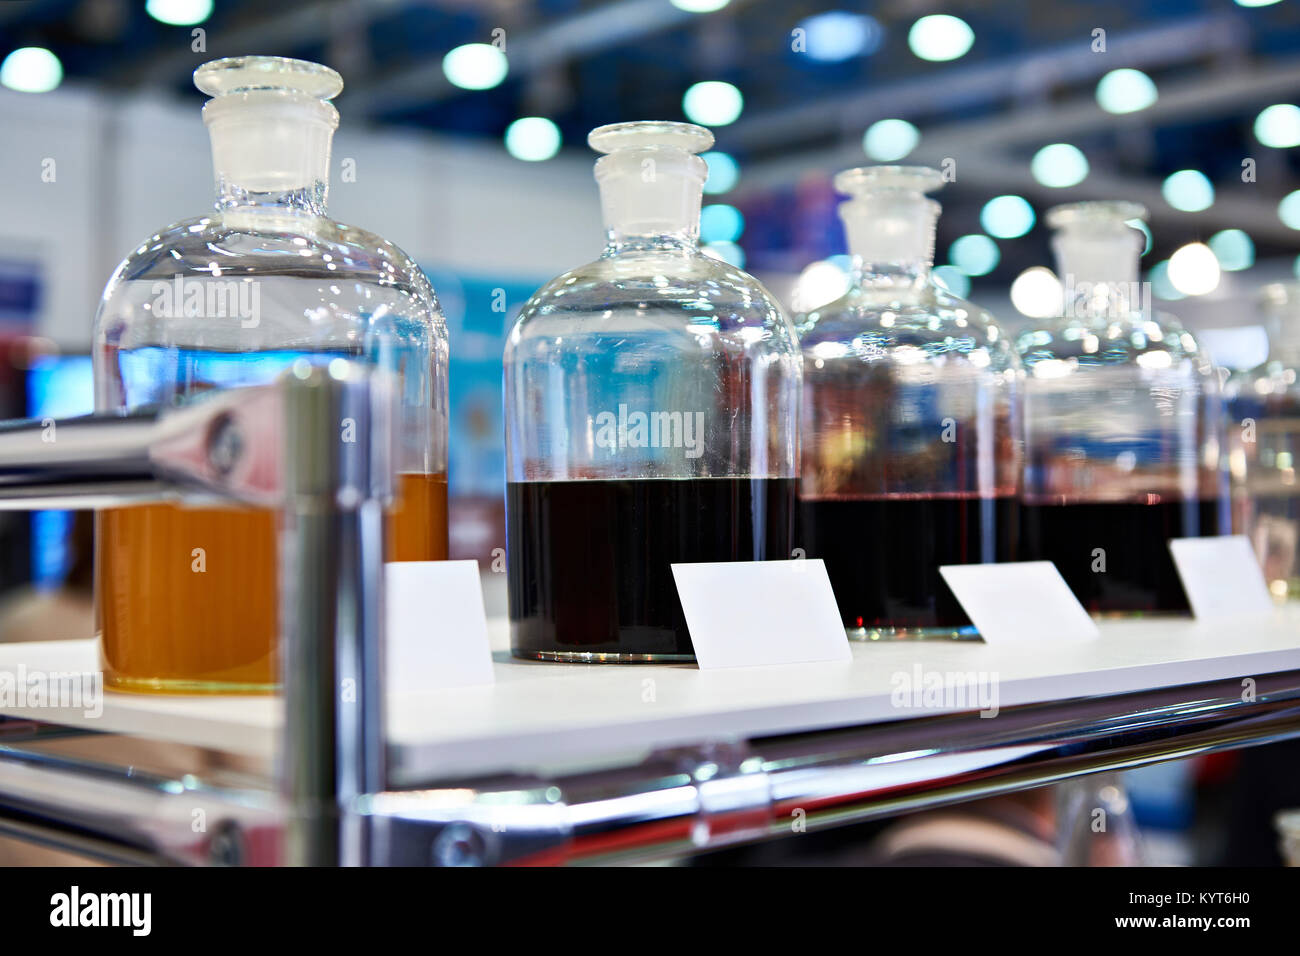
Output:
[
  {"xmin": 727, "ymin": 14, "xmax": 1249, "ymax": 154},
  {"xmin": 119, "ymin": 0, "xmax": 387, "ymax": 87},
  {"xmin": 741, "ymin": 58, "xmax": 1300, "ymax": 244},
  {"xmin": 118, "ymin": 0, "xmax": 752, "ymax": 116},
  {"xmin": 345, "ymin": 0, "xmax": 756, "ymax": 118},
  {"xmin": 743, "ymin": 56, "xmax": 1300, "ymax": 179},
  {"xmin": 925, "ymin": 61, "xmax": 1300, "ymax": 155},
  {"xmin": 924, "ymin": 70, "xmax": 1300, "ymax": 244},
  {"xmin": 947, "ymin": 155, "xmax": 1299, "ymax": 245}
]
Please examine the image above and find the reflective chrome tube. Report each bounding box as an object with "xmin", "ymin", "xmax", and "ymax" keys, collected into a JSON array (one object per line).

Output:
[
  {"xmin": 3, "ymin": 671, "xmax": 1299, "ymax": 866},
  {"xmin": 0, "ymin": 384, "xmax": 287, "ymax": 510},
  {"xmin": 0, "ymin": 411, "xmax": 162, "ymax": 508},
  {"xmin": 366, "ymin": 671, "xmax": 1300, "ymax": 866},
  {"xmin": 0, "ymin": 364, "xmax": 391, "ymax": 867},
  {"xmin": 279, "ymin": 364, "xmax": 389, "ymax": 866}
]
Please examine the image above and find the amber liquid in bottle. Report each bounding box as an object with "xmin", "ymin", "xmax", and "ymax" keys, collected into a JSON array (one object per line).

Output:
[{"xmin": 97, "ymin": 472, "xmax": 448, "ymax": 693}]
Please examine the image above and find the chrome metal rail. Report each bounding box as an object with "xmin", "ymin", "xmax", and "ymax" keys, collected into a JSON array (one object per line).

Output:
[
  {"xmin": 367, "ymin": 669, "xmax": 1300, "ymax": 865},
  {"xmin": 2, "ymin": 669, "xmax": 1298, "ymax": 866},
  {"xmin": 0, "ymin": 363, "xmax": 389, "ymax": 866}
]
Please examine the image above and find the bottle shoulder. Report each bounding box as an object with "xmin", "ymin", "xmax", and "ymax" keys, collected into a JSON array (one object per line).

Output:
[
  {"xmin": 1015, "ymin": 316, "xmax": 1209, "ymax": 375},
  {"xmin": 795, "ymin": 282, "xmax": 1016, "ymax": 365},
  {"xmin": 95, "ymin": 213, "xmax": 446, "ymax": 343},
  {"xmin": 102, "ymin": 215, "xmax": 441, "ymax": 306},
  {"xmin": 507, "ymin": 250, "xmax": 796, "ymax": 350}
]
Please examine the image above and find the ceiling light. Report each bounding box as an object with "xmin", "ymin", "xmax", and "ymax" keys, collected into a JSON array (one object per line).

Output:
[
  {"xmin": 1208, "ymin": 229, "xmax": 1254, "ymax": 271},
  {"xmin": 797, "ymin": 12, "xmax": 883, "ymax": 62},
  {"xmin": 505, "ymin": 117, "xmax": 561, "ymax": 162},
  {"xmin": 980, "ymin": 195, "xmax": 1035, "ymax": 239},
  {"xmin": 933, "ymin": 265, "xmax": 971, "ymax": 298},
  {"xmin": 701, "ymin": 151, "xmax": 740, "ymax": 194},
  {"xmin": 146, "ymin": 0, "xmax": 213, "ymax": 26},
  {"xmin": 682, "ymin": 81, "xmax": 744, "ymax": 126},
  {"xmin": 703, "ymin": 241, "xmax": 745, "ymax": 268},
  {"xmin": 792, "ymin": 260, "xmax": 852, "ymax": 313},
  {"xmin": 1279, "ymin": 190, "xmax": 1300, "ymax": 229},
  {"xmin": 1161, "ymin": 170, "xmax": 1214, "ymax": 212},
  {"xmin": 1010, "ymin": 267, "xmax": 1064, "ymax": 318},
  {"xmin": 1255, "ymin": 104, "xmax": 1300, "ymax": 148},
  {"xmin": 1095, "ymin": 69, "xmax": 1157, "ymax": 114},
  {"xmin": 1031, "ymin": 144, "xmax": 1088, "ymax": 188},
  {"xmin": 949, "ymin": 235, "xmax": 1000, "ymax": 276},
  {"xmin": 1167, "ymin": 242, "xmax": 1221, "ymax": 296},
  {"xmin": 908, "ymin": 15, "xmax": 974, "ymax": 62},
  {"xmin": 863, "ymin": 119, "xmax": 919, "ymax": 161},
  {"xmin": 443, "ymin": 43, "xmax": 508, "ymax": 91},
  {"xmin": 1, "ymin": 47, "xmax": 62, "ymax": 93},
  {"xmin": 700, "ymin": 204, "xmax": 744, "ymax": 243},
  {"xmin": 671, "ymin": 0, "xmax": 731, "ymax": 11}
]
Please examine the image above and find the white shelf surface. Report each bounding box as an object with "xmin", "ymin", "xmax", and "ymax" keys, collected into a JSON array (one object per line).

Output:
[{"xmin": 2, "ymin": 610, "xmax": 1299, "ymax": 781}]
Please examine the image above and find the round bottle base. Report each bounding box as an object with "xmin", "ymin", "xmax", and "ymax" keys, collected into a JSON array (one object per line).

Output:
[
  {"xmin": 512, "ymin": 648, "xmax": 696, "ymax": 664},
  {"xmin": 1088, "ymin": 609, "xmax": 1191, "ymax": 620},
  {"xmin": 104, "ymin": 673, "xmax": 279, "ymax": 695},
  {"xmin": 848, "ymin": 624, "xmax": 982, "ymax": 642}
]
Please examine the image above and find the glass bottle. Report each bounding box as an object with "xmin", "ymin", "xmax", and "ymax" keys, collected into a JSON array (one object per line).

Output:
[
  {"xmin": 92, "ymin": 56, "xmax": 449, "ymax": 693},
  {"xmin": 1227, "ymin": 282, "xmax": 1300, "ymax": 601},
  {"xmin": 504, "ymin": 121, "xmax": 800, "ymax": 662},
  {"xmin": 795, "ymin": 166, "xmax": 1021, "ymax": 640},
  {"xmin": 1016, "ymin": 201, "xmax": 1224, "ymax": 615}
]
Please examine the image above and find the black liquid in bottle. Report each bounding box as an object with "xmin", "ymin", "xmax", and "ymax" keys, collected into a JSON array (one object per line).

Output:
[
  {"xmin": 1019, "ymin": 498, "xmax": 1221, "ymax": 614},
  {"xmin": 507, "ymin": 477, "xmax": 796, "ymax": 661},
  {"xmin": 799, "ymin": 494, "xmax": 1019, "ymax": 636}
]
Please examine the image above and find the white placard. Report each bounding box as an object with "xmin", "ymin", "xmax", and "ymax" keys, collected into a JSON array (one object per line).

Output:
[
  {"xmin": 1168, "ymin": 535, "xmax": 1275, "ymax": 622},
  {"xmin": 670, "ymin": 559, "xmax": 852, "ymax": 669},
  {"xmin": 939, "ymin": 561, "xmax": 1100, "ymax": 646},
  {"xmin": 385, "ymin": 560, "xmax": 495, "ymax": 692}
]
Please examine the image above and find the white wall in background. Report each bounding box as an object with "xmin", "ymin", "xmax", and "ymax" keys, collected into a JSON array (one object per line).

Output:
[
  {"xmin": 0, "ymin": 86, "xmax": 103, "ymax": 348},
  {"xmin": 107, "ymin": 93, "xmax": 211, "ymax": 285},
  {"xmin": 329, "ymin": 123, "xmax": 603, "ymax": 276},
  {"xmin": 0, "ymin": 82, "xmax": 601, "ymax": 348}
]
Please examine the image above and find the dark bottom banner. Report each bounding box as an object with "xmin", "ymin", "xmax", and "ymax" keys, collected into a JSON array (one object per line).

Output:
[{"xmin": 0, "ymin": 865, "xmax": 1287, "ymax": 942}]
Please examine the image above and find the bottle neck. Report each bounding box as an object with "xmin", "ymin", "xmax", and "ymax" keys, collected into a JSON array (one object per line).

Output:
[
  {"xmin": 595, "ymin": 147, "xmax": 704, "ymax": 254},
  {"xmin": 204, "ymin": 91, "xmax": 337, "ymax": 220},
  {"xmin": 840, "ymin": 193, "xmax": 936, "ymax": 289},
  {"xmin": 216, "ymin": 180, "xmax": 329, "ymax": 219},
  {"xmin": 1052, "ymin": 228, "xmax": 1143, "ymax": 326},
  {"xmin": 850, "ymin": 259, "xmax": 931, "ymax": 291}
]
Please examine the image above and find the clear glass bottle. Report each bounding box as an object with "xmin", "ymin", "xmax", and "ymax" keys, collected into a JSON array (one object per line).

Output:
[
  {"xmin": 92, "ymin": 56, "xmax": 449, "ymax": 693},
  {"xmin": 1016, "ymin": 201, "xmax": 1224, "ymax": 615},
  {"xmin": 504, "ymin": 121, "xmax": 801, "ymax": 662},
  {"xmin": 1227, "ymin": 282, "xmax": 1300, "ymax": 601},
  {"xmin": 795, "ymin": 166, "xmax": 1021, "ymax": 640}
]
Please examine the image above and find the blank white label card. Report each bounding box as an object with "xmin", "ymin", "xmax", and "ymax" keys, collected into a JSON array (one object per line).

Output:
[
  {"xmin": 939, "ymin": 561, "xmax": 1099, "ymax": 646},
  {"xmin": 1168, "ymin": 535, "xmax": 1274, "ymax": 621},
  {"xmin": 671, "ymin": 559, "xmax": 851, "ymax": 669},
  {"xmin": 385, "ymin": 560, "xmax": 495, "ymax": 693}
]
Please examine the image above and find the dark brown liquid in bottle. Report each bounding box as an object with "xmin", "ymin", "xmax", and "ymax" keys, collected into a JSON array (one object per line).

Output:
[
  {"xmin": 507, "ymin": 477, "xmax": 796, "ymax": 662},
  {"xmin": 1019, "ymin": 497, "xmax": 1222, "ymax": 614},
  {"xmin": 797, "ymin": 356, "xmax": 1021, "ymax": 637},
  {"xmin": 798, "ymin": 493, "xmax": 1019, "ymax": 636}
]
